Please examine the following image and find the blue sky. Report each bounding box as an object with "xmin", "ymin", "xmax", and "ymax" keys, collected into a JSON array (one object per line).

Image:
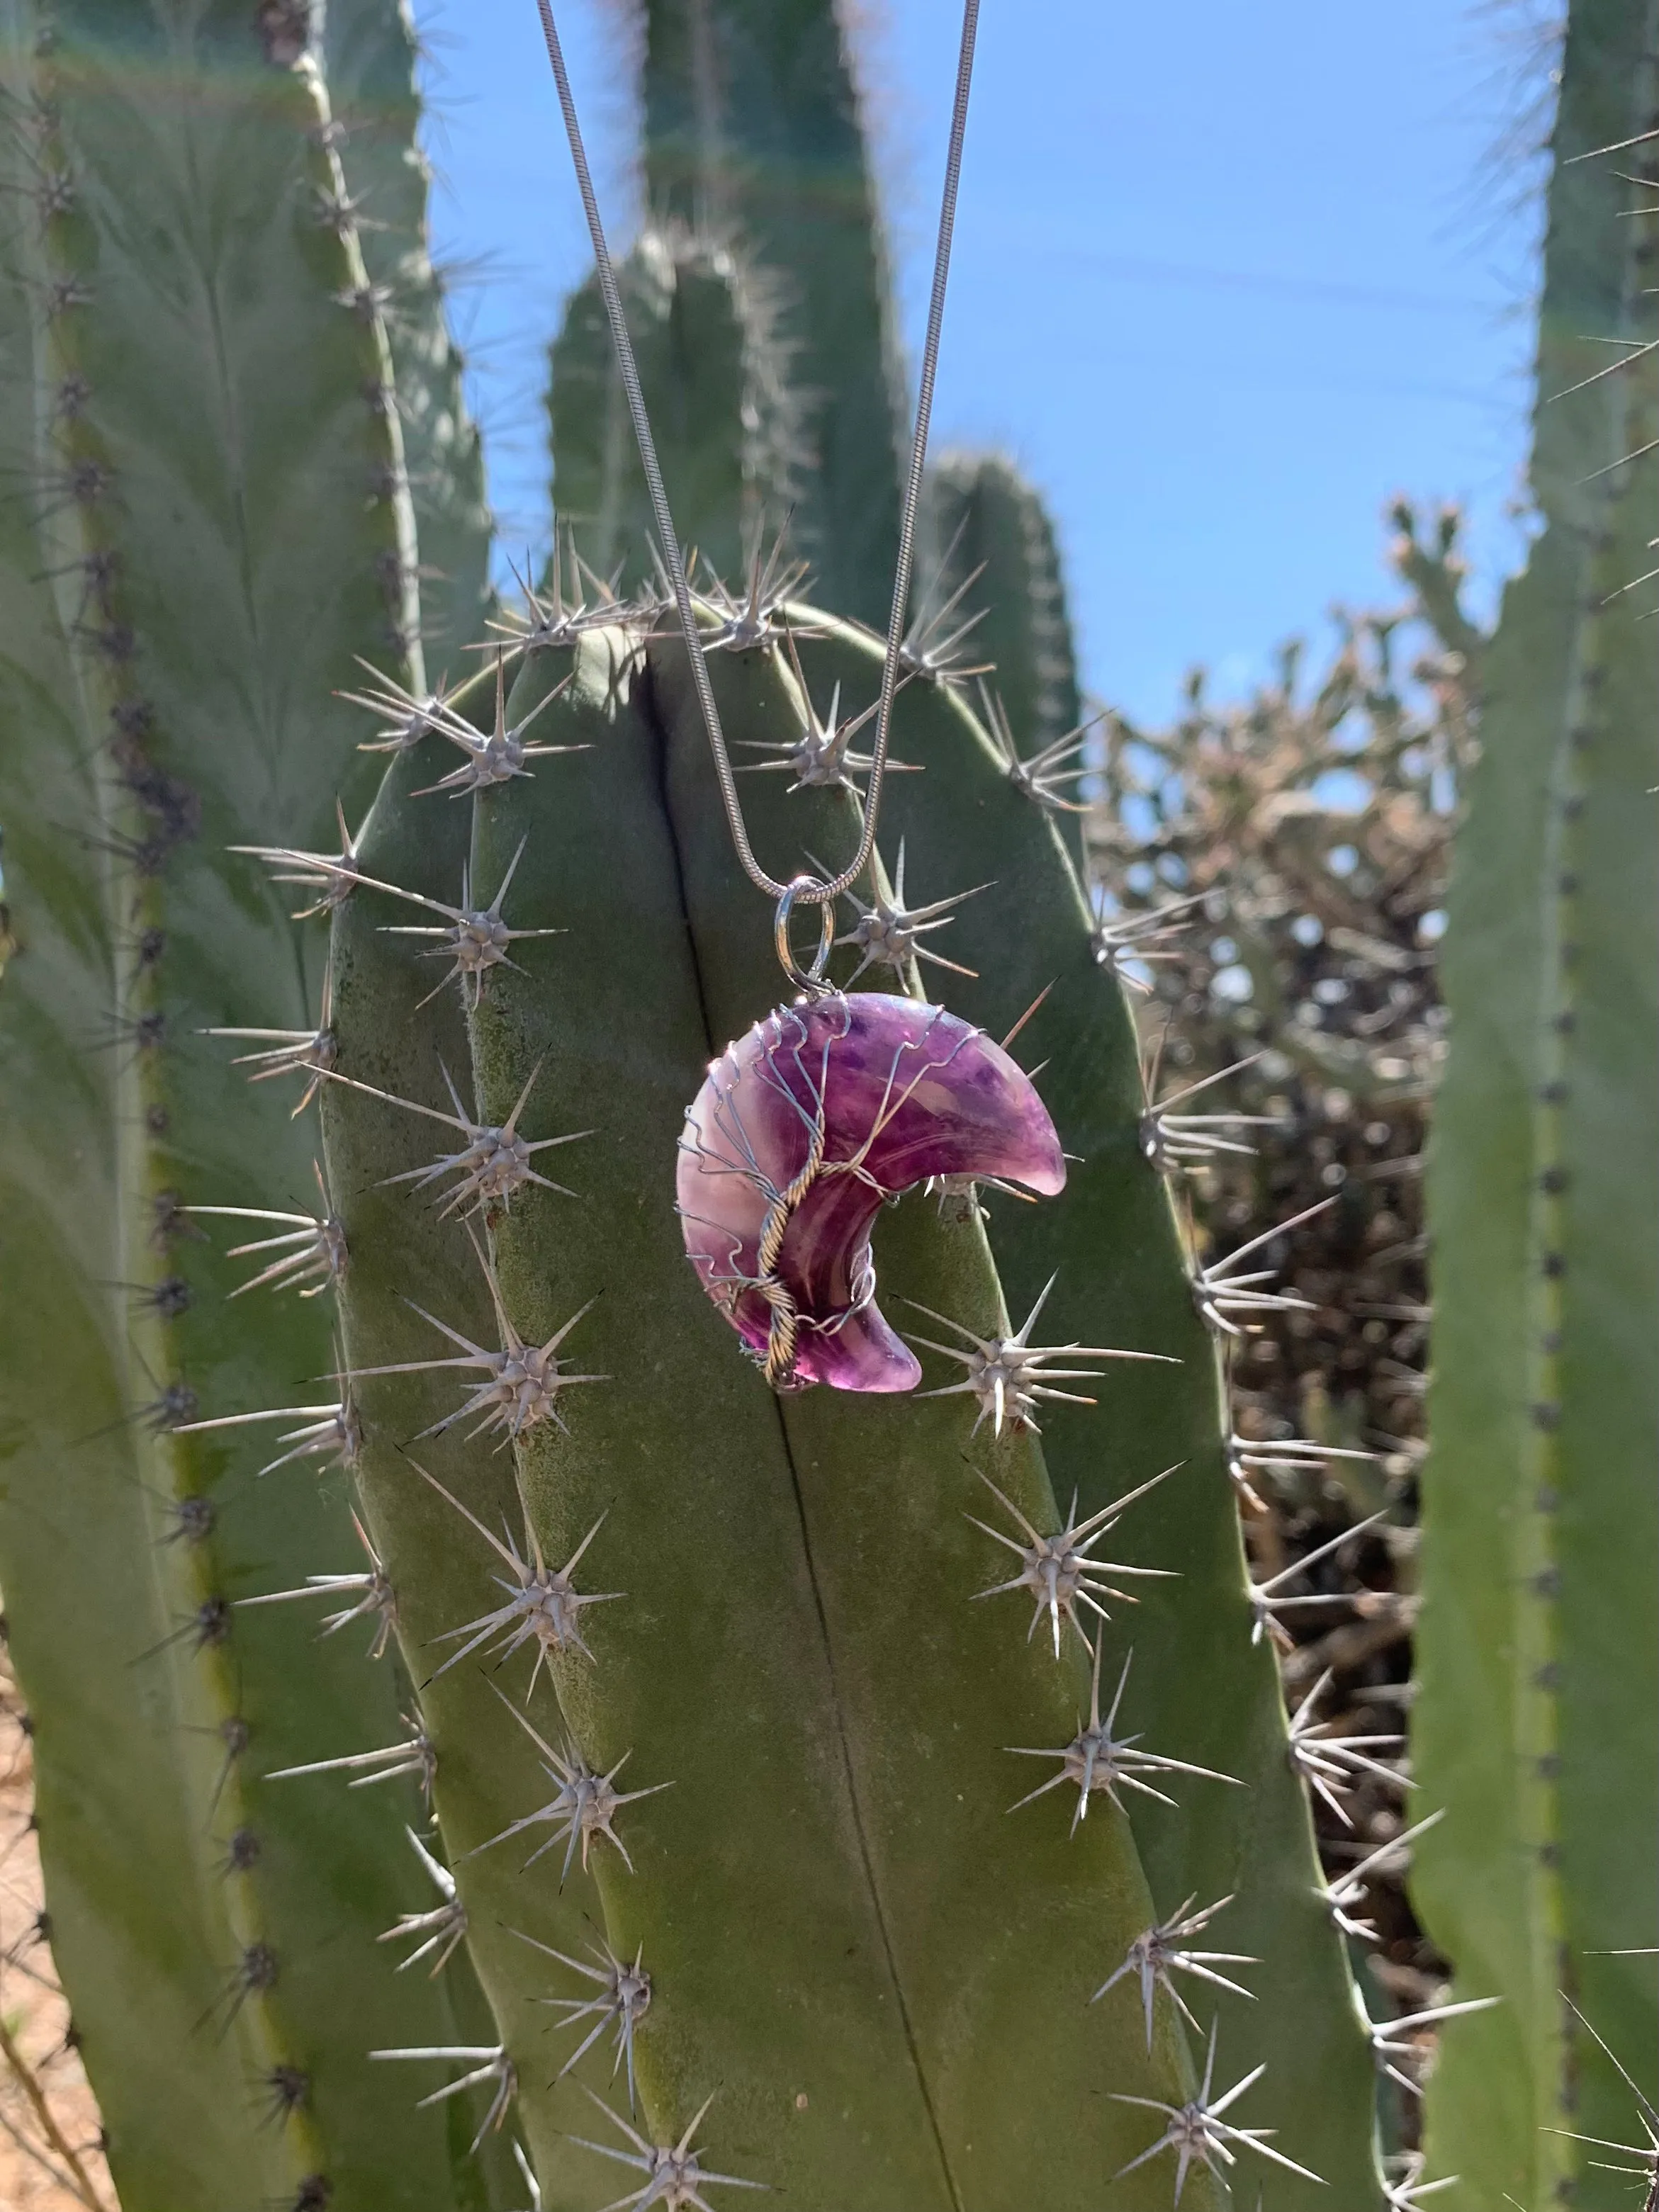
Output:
[{"xmin": 417, "ymin": 0, "xmax": 1551, "ymax": 722}]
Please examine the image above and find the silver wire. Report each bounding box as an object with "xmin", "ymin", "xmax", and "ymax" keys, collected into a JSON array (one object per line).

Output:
[{"xmin": 531, "ymin": 0, "xmax": 981, "ymax": 921}]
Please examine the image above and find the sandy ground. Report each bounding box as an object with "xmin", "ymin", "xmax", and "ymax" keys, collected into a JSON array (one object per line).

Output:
[{"xmin": 0, "ymin": 1666, "xmax": 114, "ymax": 2212}]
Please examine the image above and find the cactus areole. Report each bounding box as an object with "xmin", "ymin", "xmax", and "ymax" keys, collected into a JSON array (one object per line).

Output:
[{"xmin": 679, "ymin": 988, "xmax": 1067, "ymax": 1390}]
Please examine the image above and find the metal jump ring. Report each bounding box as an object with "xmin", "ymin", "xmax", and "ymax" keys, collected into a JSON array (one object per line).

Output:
[{"xmin": 774, "ymin": 875, "xmax": 838, "ymax": 995}]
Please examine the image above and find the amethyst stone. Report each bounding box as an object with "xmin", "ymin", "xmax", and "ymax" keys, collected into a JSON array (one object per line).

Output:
[{"xmin": 677, "ymin": 992, "xmax": 1066, "ymax": 1392}]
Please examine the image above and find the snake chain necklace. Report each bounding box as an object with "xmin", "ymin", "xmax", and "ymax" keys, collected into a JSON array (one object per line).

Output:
[{"xmin": 531, "ymin": 0, "xmax": 1067, "ymax": 1394}]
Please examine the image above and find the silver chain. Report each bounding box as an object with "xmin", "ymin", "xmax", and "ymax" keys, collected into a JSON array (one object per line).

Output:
[{"xmin": 532, "ymin": 0, "xmax": 981, "ymax": 927}]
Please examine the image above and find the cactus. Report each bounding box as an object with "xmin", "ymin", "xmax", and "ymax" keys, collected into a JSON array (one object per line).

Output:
[
  {"xmin": 921, "ymin": 451, "xmax": 1082, "ymax": 764},
  {"xmin": 916, "ymin": 451, "xmax": 1088, "ymax": 867},
  {"xmin": 1089, "ymin": 561, "xmax": 1478, "ymax": 2116},
  {"xmin": 549, "ymin": 225, "xmax": 804, "ymax": 594},
  {"xmin": 782, "ymin": 616, "xmax": 1383, "ymax": 2191},
  {"xmin": 303, "ymin": 590, "xmax": 1380, "ymax": 2203},
  {"xmin": 1089, "ymin": 582, "xmax": 1467, "ymax": 1537},
  {"xmin": 1407, "ymin": 0, "xmax": 1659, "ymax": 2201},
  {"xmin": 638, "ymin": 0, "xmax": 906, "ymax": 626},
  {"xmin": 324, "ymin": 0, "xmax": 493, "ymax": 661},
  {"xmin": 0, "ymin": 4, "xmax": 514, "ymax": 2205}
]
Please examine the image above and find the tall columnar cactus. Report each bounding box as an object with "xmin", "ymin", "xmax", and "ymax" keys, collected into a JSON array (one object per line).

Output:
[
  {"xmin": 301, "ymin": 587, "xmax": 1383, "ymax": 2204},
  {"xmin": 0, "ymin": 5, "xmax": 514, "ymax": 2206},
  {"xmin": 549, "ymin": 225, "xmax": 804, "ymax": 593},
  {"xmin": 638, "ymin": 0, "xmax": 907, "ymax": 625},
  {"xmin": 922, "ymin": 451, "xmax": 1083, "ymax": 761},
  {"xmin": 915, "ymin": 451, "xmax": 1088, "ymax": 865},
  {"xmin": 324, "ymin": 0, "xmax": 493, "ymax": 661},
  {"xmin": 1409, "ymin": 0, "xmax": 1659, "ymax": 2201}
]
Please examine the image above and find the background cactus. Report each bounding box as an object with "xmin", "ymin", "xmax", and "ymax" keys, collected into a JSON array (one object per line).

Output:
[
  {"xmin": 324, "ymin": 0, "xmax": 494, "ymax": 662},
  {"xmin": 922, "ymin": 451, "xmax": 1083, "ymax": 784},
  {"xmin": 1407, "ymin": 0, "xmax": 1659, "ymax": 2202},
  {"xmin": 548, "ymin": 223, "xmax": 804, "ymax": 593},
  {"xmin": 637, "ymin": 0, "xmax": 907, "ymax": 626},
  {"xmin": 0, "ymin": 0, "xmax": 1652, "ymax": 2208}
]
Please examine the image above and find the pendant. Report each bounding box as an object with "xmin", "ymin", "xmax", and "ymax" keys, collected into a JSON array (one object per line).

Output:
[{"xmin": 677, "ymin": 991, "xmax": 1066, "ymax": 1393}]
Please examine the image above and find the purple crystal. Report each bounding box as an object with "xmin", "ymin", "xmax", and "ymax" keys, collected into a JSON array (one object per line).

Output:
[{"xmin": 678, "ymin": 992, "xmax": 1066, "ymax": 1392}]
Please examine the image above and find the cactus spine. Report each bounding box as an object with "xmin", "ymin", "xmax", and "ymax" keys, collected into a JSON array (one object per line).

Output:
[{"xmin": 1410, "ymin": 0, "xmax": 1659, "ymax": 2200}]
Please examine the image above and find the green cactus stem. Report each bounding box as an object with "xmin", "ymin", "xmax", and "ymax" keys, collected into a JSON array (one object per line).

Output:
[
  {"xmin": 639, "ymin": 0, "xmax": 906, "ymax": 626},
  {"xmin": 921, "ymin": 451, "xmax": 1084, "ymax": 758},
  {"xmin": 326, "ymin": 0, "xmax": 494, "ymax": 661},
  {"xmin": 1410, "ymin": 0, "xmax": 1659, "ymax": 2201},
  {"xmin": 916, "ymin": 452, "xmax": 1090, "ymax": 864},
  {"xmin": 787, "ymin": 612, "xmax": 1384, "ymax": 2206},
  {"xmin": 317, "ymin": 675, "xmax": 636, "ymax": 2200},
  {"xmin": 0, "ymin": 6, "xmax": 514, "ymax": 2205},
  {"xmin": 549, "ymin": 223, "xmax": 803, "ymax": 597},
  {"xmin": 305, "ymin": 570, "xmax": 1389, "ymax": 2201}
]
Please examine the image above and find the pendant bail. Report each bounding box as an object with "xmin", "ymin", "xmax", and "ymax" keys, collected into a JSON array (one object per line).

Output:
[{"xmin": 773, "ymin": 875, "xmax": 838, "ymax": 996}]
